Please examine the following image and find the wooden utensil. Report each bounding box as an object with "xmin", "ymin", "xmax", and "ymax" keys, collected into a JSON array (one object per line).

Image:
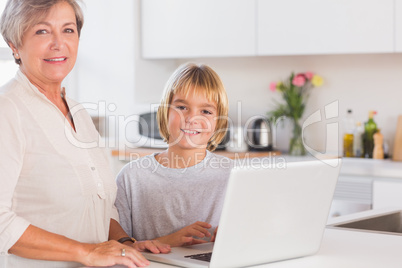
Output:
[{"xmin": 392, "ymin": 115, "xmax": 402, "ymax": 161}]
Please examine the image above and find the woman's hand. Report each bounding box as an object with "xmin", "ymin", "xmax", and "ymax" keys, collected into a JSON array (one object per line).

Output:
[
  {"xmin": 158, "ymin": 221, "xmax": 212, "ymax": 247},
  {"xmin": 132, "ymin": 240, "xmax": 171, "ymax": 254},
  {"xmin": 80, "ymin": 240, "xmax": 149, "ymax": 268}
]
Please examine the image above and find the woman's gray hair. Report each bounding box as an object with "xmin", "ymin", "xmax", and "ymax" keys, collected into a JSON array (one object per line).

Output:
[{"xmin": 0, "ymin": 0, "xmax": 84, "ymax": 64}]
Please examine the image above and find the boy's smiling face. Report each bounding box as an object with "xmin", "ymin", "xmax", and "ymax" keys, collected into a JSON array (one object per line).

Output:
[{"xmin": 167, "ymin": 88, "xmax": 218, "ymax": 151}]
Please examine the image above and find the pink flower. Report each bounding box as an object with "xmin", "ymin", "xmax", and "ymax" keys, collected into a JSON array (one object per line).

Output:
[
  {"xmin": 305, "ymin": 72, "xmax": 314, "ymax": 80},
  {"xmin": 269, "ymin": 82, "xmax": 277, "ymax": 92},
  {"xmin": 292, "ymin": 74, "xmax": 306, "ymax": 87}
]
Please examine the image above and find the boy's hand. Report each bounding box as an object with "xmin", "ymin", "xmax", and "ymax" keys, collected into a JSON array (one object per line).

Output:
[
  {"xmin": 157, "ymin": 221, "xmax": 212, "ymax": 247},
  {"xmin": 211, "ymin": 226, "xmax": 218, "ymax": 242},
  {"xmin": 132, "ymin": 240, "xmax": 171, "ymax": 254}
]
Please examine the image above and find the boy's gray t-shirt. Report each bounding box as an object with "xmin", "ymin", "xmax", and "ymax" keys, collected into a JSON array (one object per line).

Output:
[{"xmin": 115, "ymin": 151, "xmax": 234, "ymax": 241}]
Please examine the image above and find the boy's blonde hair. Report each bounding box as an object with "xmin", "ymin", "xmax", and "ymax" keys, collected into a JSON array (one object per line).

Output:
[{"xmin": 157, "ymin": 63, "xmax": 229, "ymax": 151}]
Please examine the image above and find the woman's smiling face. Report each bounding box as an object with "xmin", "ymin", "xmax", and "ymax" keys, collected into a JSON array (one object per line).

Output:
[
  {"xmin": 15, "ymin": 1, "xmax": 79, "ymax": 87},
  {"xmin": 167, "ymin": 88, "xmax": 218, "ymax": 151}
]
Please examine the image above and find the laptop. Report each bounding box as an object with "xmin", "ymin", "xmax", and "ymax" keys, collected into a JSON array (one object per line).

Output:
[{"xmin": 143, "ymin": 158, "xmax": 342, "ymax": 268}]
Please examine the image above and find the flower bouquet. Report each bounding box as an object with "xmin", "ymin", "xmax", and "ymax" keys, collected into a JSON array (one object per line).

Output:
[{"xmin": 268, "ymin": 72, "xmax": 323, "ymax": 155}]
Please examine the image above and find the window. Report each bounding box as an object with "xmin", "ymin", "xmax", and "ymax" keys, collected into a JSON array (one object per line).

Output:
[{"xmin": 0, "ymin": 0, "xmax": 19, "ymax": 86}]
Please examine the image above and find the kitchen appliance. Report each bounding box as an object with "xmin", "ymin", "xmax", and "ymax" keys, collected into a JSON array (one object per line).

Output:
[
  {"xmin": 128, "ymin": 105, "xmax": 168, "ymax": 148},
  {"xmin": 246, "ymin": 117, "xmax": 273, "ymax": 151},
  {"xmin": 226, "ymin": 126, "xmax": 248, "ymax": 153},
  {"xmin": 137, "ymin": 111, "xmax": 168, "ymax": 148},
  {"xmin": 214, "ymin": 128, "xmax": 230, "ymax": 150}
]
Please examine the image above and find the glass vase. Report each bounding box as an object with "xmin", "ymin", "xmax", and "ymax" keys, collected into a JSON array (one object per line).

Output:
[{"xmin": 289, "ymin": 119, "xmax": 306, "ymax": 156}]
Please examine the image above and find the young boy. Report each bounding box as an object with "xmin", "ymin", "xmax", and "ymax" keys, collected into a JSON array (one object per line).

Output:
[{"xmin": 115, "ymin": 63, "xmax": 233, "ymax": 247}]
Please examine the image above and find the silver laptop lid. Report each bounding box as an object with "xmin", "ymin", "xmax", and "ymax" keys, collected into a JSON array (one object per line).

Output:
[{"xmin": 210, "ymin": 158, "xmax": 341, "ymax": 268}]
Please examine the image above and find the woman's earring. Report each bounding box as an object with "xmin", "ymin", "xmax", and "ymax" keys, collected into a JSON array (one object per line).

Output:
[{"xmin": 15, "ymin": 53, "xmax": 19, "ymax": 58}]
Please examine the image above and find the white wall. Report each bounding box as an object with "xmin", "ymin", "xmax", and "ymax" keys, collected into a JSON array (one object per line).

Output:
[
  {"xmin": 168, "ymin": 54, "xmax": 401, "ymax": 155},
  {"xmin": 72, "ymin": 0, "xmax": 136, "ymax": 117},
  {"xmin": 74, "ymin": 0, "xmax": 402, "ymax": 156},
  {"xmin": 72, "ymin": 0, "xmax": 177, "ymax": 113},
  {"xmin": 71, "ymin": 0, "xmax": 177, "ymax": 142},
  {"xmin": 201, "ymin": 54, "xmax": 401, "ymax": 155}
]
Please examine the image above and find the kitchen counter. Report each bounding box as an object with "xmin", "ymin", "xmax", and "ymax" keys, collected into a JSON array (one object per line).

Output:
[
  {"xmin": 110, "ymin": 148, "xmax": 402, "ymax": 181},
  {"xmin": 109, "ymin": 148, "xmax": 280, "ymax": 176},
  {"xmin": 96, "ymin": 209, "xmax": 402, "ymax": 268},
  {"xmin": 142, "ymin": 208, "xmax": 402, "ymax": 268},
  {"xmin": 111, "ymin": 147, "xmax": 402, "ymax": 179},
  {"xmin": 273, "ymin": 155, "xmax": 402, "ymax": 216},
  {"xmin": 111, "ymin": 148, "xmax": 281, "ymax": 160},
  {"xmin": 339, "ymin": 157, "xmax": 402, "ymax": 179},
  {"xmin": 271, "ymin": 154, "xmax": 402, "ymax": 179}
]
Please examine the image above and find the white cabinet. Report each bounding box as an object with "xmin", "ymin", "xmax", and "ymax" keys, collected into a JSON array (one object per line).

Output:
[
  {"xmin": 373, "ymin": 180, "xmax": 402, "ymax": 209},
  {"xmin": 396, "ymin": 0, "xmax": 402, "ymax": 52},
  {"xmin": 141, "ymin": 0, "xmax": 256, "ymax": 59},
  {"xmin": 328, "ymin": 174, "xmax": 372, "ymax": 218},
  {"xmin": 329, "ymin": 200, "xmax": 371, "ymax": 219},
  {"xmin": 257, "ymin": 0, "xmax": 394, "ymax": 55},
  {"xmin": 142, "ymin": 0, "xmax": 396, "ymax": 58}
]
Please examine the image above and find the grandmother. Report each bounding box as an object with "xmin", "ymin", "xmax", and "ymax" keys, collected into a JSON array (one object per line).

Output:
[{"xmin": 0, "ymin": 0, "xmax": 170, "ymax": 267}]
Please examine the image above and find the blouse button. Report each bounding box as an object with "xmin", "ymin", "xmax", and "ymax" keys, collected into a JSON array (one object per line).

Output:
[{"xmin": 91, "ymin": 167, "xmax": 96, "ymax": 171}]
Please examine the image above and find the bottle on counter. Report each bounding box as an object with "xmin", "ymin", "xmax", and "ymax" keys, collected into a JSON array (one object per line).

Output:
[
  {"xmin": 353, "ymin": 121, "xmax": 364, "ymax": 158},
  {"xmin": 363, "ymin": 110, "xmax": 378, "ymax": 158},
  {"xmin": 343, "ymin": 109, "xmax": 355, "ymax": 157},
  {"xmin": 373, "ymin": 129, "xmax": 384, "ymax": 159},
  {"xmin": 383, "ymin": 139, "xmax": 389, "ymax": 159}
]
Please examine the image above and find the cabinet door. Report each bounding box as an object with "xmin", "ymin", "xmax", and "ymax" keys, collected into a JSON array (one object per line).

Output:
[
  {"xmin": 373, "ymin": 181, "xmax": 402, "ymax": 209},
  {"xmin": 257, "ymin": 0, "xmax": 394, "ymax": 55},
  {"xmin": 329, "ymin": 174, "xmax": 372, "ymax": 218},
  {"xmin": 396, "ymin": 0, "xmax": 402, "ymax": 52},
  {"xmin": 141, "ymin": 0, "xmax": 256, "ymax": 58}
]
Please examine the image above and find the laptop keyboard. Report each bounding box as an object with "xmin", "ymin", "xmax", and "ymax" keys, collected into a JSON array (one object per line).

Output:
[{"xmin": 184, "ymin": 252, "xmax": 212, "ymax": 262}]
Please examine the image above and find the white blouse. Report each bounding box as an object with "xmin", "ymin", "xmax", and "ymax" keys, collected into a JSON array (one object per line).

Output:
[{"xmin": 0, "ymin": 71, "xmax": 119, "ymax": 268}]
